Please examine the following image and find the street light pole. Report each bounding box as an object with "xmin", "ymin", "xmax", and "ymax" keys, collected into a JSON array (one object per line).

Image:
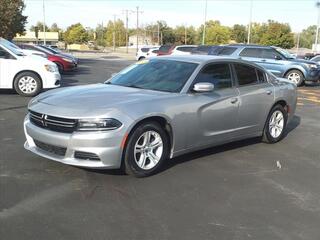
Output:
[
  {"xmin": 202, "ymin": 0, "xmax": 208, "ymax": 45},
  {"xmin": 125, "ymin": 10, "xmax": 129, "ymax": 53},
  {"xmin": 42, "ymin": 0, "xmax": 46, "ymax": 45},
  {"xmin": 247, "ymin": 0, "xmax": 253, "ymax": 44},
  {"xmin": 136, "ymin": 6, "xmax": 139, "ymax": 53},
  {"xmin": 314, "ymin": 1, "xmax": 320, "ymax": 53},
  {"xmin": 112, "ymin": 14, "xmax": 117, "ymax": 52}
]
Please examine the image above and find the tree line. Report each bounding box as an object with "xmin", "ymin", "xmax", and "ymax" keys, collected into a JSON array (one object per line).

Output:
[{"xmin": 0, "ymin": 0, "xmax": 317, "ymax": 50}]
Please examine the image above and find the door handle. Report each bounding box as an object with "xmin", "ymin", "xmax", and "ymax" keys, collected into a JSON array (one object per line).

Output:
[
  {"xmin": 266, "ymin": 90, "xmax": 272, "ymax": 95},
  {"xmin": 231, "ymin": 98, "xmax": 238, "ymax": 104}
]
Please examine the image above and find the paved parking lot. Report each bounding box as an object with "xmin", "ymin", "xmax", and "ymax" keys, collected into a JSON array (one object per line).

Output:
[{"xmin": 1, "ymin": 57, "xmax": 320, "ymax": 240}]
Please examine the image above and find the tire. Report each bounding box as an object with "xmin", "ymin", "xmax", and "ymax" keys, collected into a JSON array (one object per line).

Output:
[
  {"xmin": 262, "ymin": 104, "xmax": 288, "ymax": 143},
  {"xmin": 14, "ymin": 72, "xmax": 42, "ymax": 97},
  {"xmin": 285, "ymin": 70, "xmax": 304, "ymax": 86},
  {"xmin": 54, "ymin": 62, "xmax": 64, "ymax": 73},
  {"xmin": 124, "ymin": 122, "xmax": 169, "ymax": 177},
  {"xmin": 138, "ymin": 56, "xmax": 145, "ymax": 61}
]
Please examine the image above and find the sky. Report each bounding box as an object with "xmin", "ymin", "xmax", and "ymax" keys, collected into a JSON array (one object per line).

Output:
[{"xmin": 23, "ymin": 0, "xmax": 318, "ymax": 32}]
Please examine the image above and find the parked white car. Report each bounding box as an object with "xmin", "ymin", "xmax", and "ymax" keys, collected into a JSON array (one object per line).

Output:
[
  {"xmin": 0, "ymin": 38, "xmax": 60, "ymax": 97},
  {"xmin": 170, "ymin": 45, "xmax": 198, "ymax": 55},
  {"xmin": 0, "ymin": 38, "xmax": 47, "ymax": 58},
  {"xmin": 136, "ymin": 46, "xmax": 159, "ymax": 61}
]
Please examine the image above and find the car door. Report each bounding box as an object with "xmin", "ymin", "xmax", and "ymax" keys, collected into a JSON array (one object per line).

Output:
[
  {"xmin": 186, "ymin": 63, "xmax": 240, "ymax": 148},
  {"xmin": 233, "ymin": 63, "xmax": 274, "ymax": 136},
  {"xmin": 258, "ymin": 49, "xmax": 289, "ymax": 77},
  {"xmin": 0, "ymin": 46, "xmax": 15, "ymax": 88}
]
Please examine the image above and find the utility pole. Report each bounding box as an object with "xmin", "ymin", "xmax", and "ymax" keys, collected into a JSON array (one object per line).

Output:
[
  {"xmin": 124, "ymin": 10, "xmax": 129, "ymax": 53},
  {"xmin": 247, "ymin": 0, "xmax": 253, "ymax": 44},
  {"xmin": 42, "ymin": 0, "xmax": 46, "ymax": 45},
  {"xmin": 202, "ymin": 0, "xmax": 208, "ymax": 45},
  {"xmin": 112, "ymin": 14, "xmax": 117, "ymax": 51},
  {"xmin": 133, "ymin": 6, "xmax": 143, "ymax": 53},
  {"xmin": 157, "ymin": 22, "xmax": 160, "ymax": 46},
  {"xmin": 314, "ymin": 1, "xmax": 320, "ymax": 53}
]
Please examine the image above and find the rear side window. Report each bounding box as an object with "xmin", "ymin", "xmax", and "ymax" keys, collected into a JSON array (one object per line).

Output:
[
  {"xmin": 141, "ymin": 48, "xmax": 150, "ymax": 53},
  {"xmin": 176, "ymin": 46, "xmax": 196, "ymax": 52},
  {"xmin": 215, "ymin": 47, "xmax": 237, "ymax": 56},
  {"xmin": 234, "ymin": 64, "xmax": 258, "ymax": 86},
  {"xmin": 159, "ymin": 45, "xmax": 173, "ymax": 53},
  {"xmin": 239, "ymin": 48, "xmax": 263, "ymax": 58},
  {"xmin": 0, "ymin": 46, "xmax": 8, "ymax": 58},
  {"xmin": 194, "ymin": 64, "xmax": 232, "ymax": 89}
]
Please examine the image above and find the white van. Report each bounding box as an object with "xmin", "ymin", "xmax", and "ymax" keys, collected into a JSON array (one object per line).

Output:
[{"xmin": 0, "ymin": 38, "xmax": 60, "ymax": 97}]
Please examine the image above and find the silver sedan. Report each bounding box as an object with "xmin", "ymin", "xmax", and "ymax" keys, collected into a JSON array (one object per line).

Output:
[{"xmin": 24, "ymin": 56, "xmax": 297, "ymax": 177}]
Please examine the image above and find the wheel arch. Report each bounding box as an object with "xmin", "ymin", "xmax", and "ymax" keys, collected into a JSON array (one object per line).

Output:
[
  {"xmin": 13, "ymin": 70, "xmax": 43, "ymax": 89},
  {"xmin": 121, "ymin": 115, "xmax": 174, "ymax": 164},
  {"xmin": 283, "ymin": 68, "xmax": 305, "ymax": 79}
]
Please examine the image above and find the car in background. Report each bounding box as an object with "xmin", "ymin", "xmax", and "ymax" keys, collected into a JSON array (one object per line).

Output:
[
  {"xmin": 311, "ymin": 55, "xmax": 320, "ymax": 64},
  {"xmin": 24, "ymin": 56, "xmax": 296, "ymax": 177},
  {"xmin": 211, "ymin": 44, "xmax": 320, "ymax": 86},
  {"xmin": 136, "ymin": 46, "xmax": 159, "ymax": 61},
  {"xmin": 39, "ymin": 45, "xmax": 78, "ymax": 65},
  {"xmin": 1, "ymin": 38, "xmax": 47, "ymax": 58},
  {"xmin": 191, "ymin": 45, "xmax": 220, "ymax": 55},
  {"xmin": 18, "ymin": 44, "xmax": 77, "ymax": 73},
  {"xmin": 157, "ymin": 45, "xmax": 197, "ymax": 56},
  {"xmin": 0, "ymin": 38, "xmax": 60, "ymax": 97}
]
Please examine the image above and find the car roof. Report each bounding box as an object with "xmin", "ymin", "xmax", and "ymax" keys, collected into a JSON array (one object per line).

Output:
[{"xmin": 228, "ymin": 44, "xmax": 274, "ymax": 49}]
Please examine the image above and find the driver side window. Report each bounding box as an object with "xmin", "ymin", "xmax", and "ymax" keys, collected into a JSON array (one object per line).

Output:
[{"xmin": 194, "ymin": 63, "xmax": 233, "ymax": 90}]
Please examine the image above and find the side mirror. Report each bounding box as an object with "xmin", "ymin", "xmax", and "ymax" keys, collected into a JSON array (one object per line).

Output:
[
  {"xmin": 193, "ymin": 82, "xmax": 214, "ymax": 93},
  {"xmin": 274, "ymin": 55, "xmax": 282, "ymax": 60}
]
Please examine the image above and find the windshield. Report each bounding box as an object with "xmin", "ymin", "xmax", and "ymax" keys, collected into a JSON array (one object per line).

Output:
[
  {"xmin": 275, "ymin": 48, "xmax": 295, "ymax": 59},
  {"xmin": 0, "ymin": 38, "xmax": 25, "ymax": 56},
  {"xmin": 107, "ymin": 59, "xmax": 198, "ymax": 93}
]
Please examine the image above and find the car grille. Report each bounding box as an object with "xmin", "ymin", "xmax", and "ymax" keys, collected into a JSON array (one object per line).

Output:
[
  {"xmin": 74, "ymin": 151, "xmax": 101, "ymax": 161},
  {"xmin": 34, "ymin": 140, "xmax": 67, "ymax": 156},
  {"xmin": 29, "ymin": 110, "xmax": 77, "ymax": 133}
]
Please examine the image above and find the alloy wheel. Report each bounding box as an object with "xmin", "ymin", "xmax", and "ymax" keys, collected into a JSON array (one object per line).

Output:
[
  {"xmin": 269, "ymin": 110, "xmax": 284, "ymax": 138},
  {"xmin": 134, "ymin": 130, "xmax": 163, "ymax": 170},
  {"xmin": 18, "ymin": 76, "xmax": 37, "ymax": 94},
  {"xmin": 287, "ymin": 72, "xmax": 301, "ymax": 85}
]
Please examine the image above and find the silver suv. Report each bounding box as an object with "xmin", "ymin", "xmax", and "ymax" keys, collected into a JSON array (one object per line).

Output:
[{"xmin": 210, "ymin": 44, "xmax": 320, "ymax": 86}]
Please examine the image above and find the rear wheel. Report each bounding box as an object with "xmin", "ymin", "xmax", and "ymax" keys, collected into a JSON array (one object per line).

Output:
[
  {"xmin": 124, "ymin": 122, "xmax": 169, "ymax": 177},
  {"xmin": 138, "ymin": 56, "xmax": 146, "ymax": 61},
  {"xmin": 285, "ymin": 70, "xmax": 304, "ymax": 86},
  {"xmin": 262, "ymin": 105, "xmax": 288, "ymax": 143},
  {"xmin": 14, "ymin": 72, "xmax": 42, "ymax": 97}
]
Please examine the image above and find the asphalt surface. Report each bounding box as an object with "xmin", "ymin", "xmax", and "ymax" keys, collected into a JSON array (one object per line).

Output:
[{"xmin": 1, "ymin": 57, "xmax": 320, "ymax": 240}]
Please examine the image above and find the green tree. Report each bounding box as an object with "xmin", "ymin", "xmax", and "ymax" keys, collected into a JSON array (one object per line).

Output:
[
  {"xmin": 105, "ymin": 19, "xmax": 126, "ymax": 47},
  {"xmin": 259, "ymin": 20, "xmax": 294, "ymax": 49},
  {"xmin": 63, "ymin": 23, "xmax": 89, "ymax": 44},
  {"xmin": 250, "ymin": 22, "xmax": 268, "ymax": 44},
  {"xmin": 299, "ymin": 25, "xmax": 316, "ymax": 49},
  {"xmin": 0, "ymin": 0, "xmax": 27, "ymax": 40},
  {"xmin": 231, "ymin": 24, "xmax": 247, "ymax": 43},
  {"xmin": 50, "ymin": 23, "xmax": 61, "ymax": 32},
  {"xmin": 95, "ymin": 24, "xmax": 107, "ymax": 46},
  {"xmin": 199, "ymin": 20, "xmax": 231, "ymax": 45},
  {"xmin": 144, "ymin": 21, "xmax": 175, "ymax": 44},
  {"xmin": 30, "ymin": 21, "xmax": 50, "ymax": 32},
  {"xmin": 174, "ymin": 25, "xmax": 197, "ymax": 44}
]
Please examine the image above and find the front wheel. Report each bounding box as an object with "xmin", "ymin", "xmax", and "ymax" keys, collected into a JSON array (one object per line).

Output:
[
  {"xmin": 124, "ymin": 122, "xmax": 169, "ymax": 177},
  {"xmin": 285, "ymin": 70, "xmax": 304, "ymax": 86},
  {"xmin": 14, "ymin": 72, "xmax": 42, "ymax": 97},
  {"xmin": 262, "ymin": 105, "xmax": 288, "ymax": 143}
]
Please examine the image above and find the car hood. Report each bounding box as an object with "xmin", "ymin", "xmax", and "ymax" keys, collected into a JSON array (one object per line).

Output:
[
  {"xmin": 289, "ymin": 58, "xmax": 317, "ymax": 64},
  {"xmin": 29, "ymin": 84, "xmax": 170, "ymax": 117}
]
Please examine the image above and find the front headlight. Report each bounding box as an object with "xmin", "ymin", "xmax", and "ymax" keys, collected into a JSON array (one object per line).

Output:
[
  {"xmin": 44, "ymin": 64, "xmax": 57, "ymax": 72},
  {"xmin": 62, "ymin": 57, "xmax": 73, "ymax": 63},
  {"xmin": 306, "ymin": 63, "xmax": 318, "ymax": 69},
  {"xmin": 77, "ymin": 118, "xmax": 122, "ymax": 131}
]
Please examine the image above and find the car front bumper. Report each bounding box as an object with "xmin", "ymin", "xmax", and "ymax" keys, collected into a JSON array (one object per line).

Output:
[
  {"xmin": 42, "ymin": 72, "xmax": 61, "ymax": 89},
  {"xmin": 24, "ymin": 115, "xmax": 124, "ymax": 169},
  {"xmin": 305, "ymin": 68, "xmax": 320, "ymax": 82}
]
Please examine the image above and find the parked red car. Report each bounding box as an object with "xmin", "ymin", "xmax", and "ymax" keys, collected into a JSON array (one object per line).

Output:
[
  {"xmin": 17, "ymin": 44, "xmax": 77, "ymax": 73},
  {"xmin": 157, "ymin": 45, "xmax": 175, "ymax": 56}
]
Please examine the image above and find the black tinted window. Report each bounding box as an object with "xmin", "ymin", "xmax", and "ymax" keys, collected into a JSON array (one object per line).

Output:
[
  {"xmin": 239, "ymin": 48, "xmax": 263, "ymax": 58},
  {"xmin": 215, "ymin": 47, "xmax": 237, "ymax": 56},
  {"xmin": 141, "ymin": 48, "xmax": 150, "ymax": 53},
  {"xmin": 262, "ymin": 49, "xmax": 282, "ymax": 59},
  {"xmin": 159, "ymin": 45, "xmax": 172, "ymax": 53},
  {"xmin": 257, "ymin": 69, "xmax": 266, "ymax": 82},
  {"xmin": 176, "ymin": 46, "xmax": 196, "ymax": 52},
  {"xmin": 194, "ymin": 64, "xmax": 232, "ymax": 89},
  {"xmin": 234, "ymin": 64, "xmax": 258, "ymax": 86},
  {"xmin": 0, "ymin": 47, "xmax": 8, "ymax": 58}
]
